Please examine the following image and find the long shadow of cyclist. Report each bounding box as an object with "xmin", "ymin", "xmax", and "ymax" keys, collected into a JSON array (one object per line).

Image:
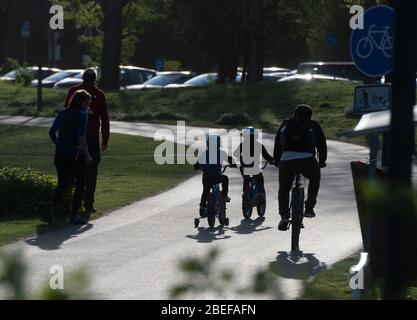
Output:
[
  {"xmin": 269, "ymin": 251, "xmax": 327, "ymax": 280},
  {"xmin": 186, "ymin": 226, "xmax": 232, "ymax": 243},
  {"xmin": 25, "ymin": 223, "xmax": 93, "ymax": 251},
  {"xmin": 230, "ymin": 217, "xmax": 272, "ymax": 235}
]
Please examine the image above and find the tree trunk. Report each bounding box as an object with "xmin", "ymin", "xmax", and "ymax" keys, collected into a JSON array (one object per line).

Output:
[
  {"xmin": 99, "ymin": 0, "xmax": 126, "ymax": 91},
  {"xmin": 246, "ymin": 0, "xmax": 264, "ymax": 82},
  {"xmin": 0, "ymin": 0, "xmax": 16, "ymax": 65},
  {"xmin": 216, "ymin": 0, "xmax": 240, "ymax": 84}
]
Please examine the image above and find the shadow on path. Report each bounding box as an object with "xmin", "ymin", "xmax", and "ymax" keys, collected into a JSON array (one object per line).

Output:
[
  {"xmin": 186, "ymin": 226, "xmax": 232, "ymax": 243},
  {"xmin": 230, "ymin": 217, "xmax": 272, "ymax": 235},
  {"xmin": 269, "ymin": 251, "xmax": 327, "ymax": 280},
  {"xmin": 25, "ymin": 223, "xmax": 93, "ymax": 251}
]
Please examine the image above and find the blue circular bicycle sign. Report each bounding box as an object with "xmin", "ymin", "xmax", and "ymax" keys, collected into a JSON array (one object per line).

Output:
[{"xmin": 351, "ymin": 5, "xmax": 396, "ymax": 77}]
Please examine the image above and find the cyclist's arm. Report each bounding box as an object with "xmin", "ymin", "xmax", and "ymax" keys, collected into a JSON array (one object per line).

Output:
[
  {"xmin": 273, "ymin": 122, "xmax": 285, "ymax": 162},
  {"xmin": 221, "ymin": 150, "xmax": 238, "ymax": 168},
  {"xmin": 262, "ymin": 145, "xmax": 274, "ymax": 163},
  {"xmin": 194, "ymin": 152, "xmax": 205, "ymax": 170},
  {"xmin": 314, "ymin": 122, "xmax": 328, "ymax": 164}
]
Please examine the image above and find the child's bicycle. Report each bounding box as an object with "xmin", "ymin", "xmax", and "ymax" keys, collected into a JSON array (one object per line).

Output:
[
  {"xmin": 289, "ymin": 173, "xmax": 305, "ymax": 252},
  {"xmin": 194, "ymin": 166, "xmax": 231, "ymax": 228},
  {"xmin": 242, "ymin": 161, "xmax": 270, "ymax": 220}
]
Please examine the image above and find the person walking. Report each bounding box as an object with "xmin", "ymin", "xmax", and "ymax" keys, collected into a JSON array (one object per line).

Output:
[
  {"xmin": 64, "ymin": 69, "xmax": 110, "ymax": 214},
  {"xmin": 45, "ymin": 90, "xmax": 93, "ymax": 225}
]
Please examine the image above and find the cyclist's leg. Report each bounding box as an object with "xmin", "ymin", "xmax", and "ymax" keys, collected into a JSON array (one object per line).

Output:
[
  {"xmin": 299, "ymin": 158, "xmax": 321, "ymax": 210},
  {"xmin": 256, "ymin": 173, "xmax": 265, "ymax": 193},
  {"xmin": 240, "ymin": 166, "xmax": 250, "ymax": 193},
  {"xmin": 218, "ymin": 175, "xmax": 229, "ymax": 198},
  {"xmin": 243, "ymin": 175, "xmax": 250, "ymax": 194},
  {"xmin": 200, "ymin": 175, "xmax": 212, "ymax": 207},
  {"xmin": 278, "ymin": 160, "xmax": 296, "ymax": 219}
]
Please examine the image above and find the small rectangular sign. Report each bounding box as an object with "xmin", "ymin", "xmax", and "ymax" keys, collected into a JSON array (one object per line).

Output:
[{"xmin": 354, "ymin": 84, "xmax": 391, "ymax": 114}]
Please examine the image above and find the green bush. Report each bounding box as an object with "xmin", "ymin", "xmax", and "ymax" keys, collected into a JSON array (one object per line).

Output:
[
  {"xmin": 164, "ymin": 60, "xmax": 183, "ymax": 71},
  {"xmin": 216, "ymin": 112, "xmax": 252, "ymax": 126},
  {"xmin": 2, "ymin": 58, "xmax": 33, "ymax": 86},
  {"xmin": 0, "ymin": 167, "xmax": 71, "ymax": 217},
  {"xmin": 110, "ymin": 110, "xmax": 187, "ymax": 122}
]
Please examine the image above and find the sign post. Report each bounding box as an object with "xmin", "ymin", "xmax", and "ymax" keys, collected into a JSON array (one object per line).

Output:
[
  {"xmin": 21, "ymin": 21, "xmax": 30, "ymax": 62},
  {"xmin": 354, "ymin": 84, "xmax": 391, "ymax": 114},
  {"xmin": 326, "ymin": 32, "xmax": 336, "ymax": 61},
  {"xmin": 37, "ymin": 2, "xmax": 44, "ymax": 113},
  {"xmin": 384, "ymin": 0, "xmax": 417, "ymax": 299},
  {"xmin": 350, "ymin": 5, "xmax": 396, "ymax": 176},
  {"xmin": 351, "ymin": 5, "xmax": 396, "ymax": 78},
  {"xmin": 350, "ymin": 5, "xmax": 397, "ymax": 299},
  {"xmin": 155, "ymin": 58, "xmax": 165, "ymax": 72}
]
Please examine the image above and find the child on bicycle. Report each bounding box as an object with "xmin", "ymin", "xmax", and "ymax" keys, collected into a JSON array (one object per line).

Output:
[
  {"xmin": 233, "ymin": 127, "xmax": 273, "ymax": 203},
  {"xmin": 195, "ymin": 135, "xmax": 236, "ymax": 216}
]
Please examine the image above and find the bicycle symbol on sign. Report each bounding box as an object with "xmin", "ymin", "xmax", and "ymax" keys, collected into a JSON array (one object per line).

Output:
[{"xmin": 356, "ymin": 24, "xmax": 394, "ymax": 59}]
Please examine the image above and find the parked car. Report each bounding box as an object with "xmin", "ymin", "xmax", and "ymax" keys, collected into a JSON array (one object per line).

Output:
[
  {"xmin": 125, "ymin": 71, "xmax": 195, "ymax": 90},
  {"xmin": 31, "ymin": 69, "xmax": 84, "ymax": 88},
  {"xmin": 54, "ymin": 72, "xmax": 83, "ymax": 89},
  {"xmin": 285, "ymin": 62, "xmax": 364, "ymax": 81},
  {"xmin": 0, "ymin": 67, "xmax": 61, "ymax": 83},
  {"xmin": 166, "ymin": 73, "xmax": 242, "ymax": 88},
  {"xmin": 263, "ymin": 70, "xmax": 296, "ymax": 81},
  {"xmin": 54, "ymin": 66, "xmax": 157, "ymax": 89},
  {"xmin": 263, "ymin": 67, "xmax": 291, "ymax": 74},
  {"xmin": 120, "ymin": 66, "xmax": 156, "ymax": 87},
  {"xmin": 278, "ymin": 73, "xmax": 352, "ymax": 83}
]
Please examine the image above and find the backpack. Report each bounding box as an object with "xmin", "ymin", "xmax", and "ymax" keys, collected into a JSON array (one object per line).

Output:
[{"xmin": 280, "ymin": 118, "xmax": 316, "ymax": 153}]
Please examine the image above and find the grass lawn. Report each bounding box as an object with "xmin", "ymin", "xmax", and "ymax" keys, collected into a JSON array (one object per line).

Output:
[
  {"xmin": 0, "ymin": 125, "xmax": 193, "ymax": 246},
  {"xmin": 0, "ymin": 81, "xmax": 365, "ymax": 144},
  {"xmin": 301, "ymin": 252, "xmax": 417, "ymax": 300}
]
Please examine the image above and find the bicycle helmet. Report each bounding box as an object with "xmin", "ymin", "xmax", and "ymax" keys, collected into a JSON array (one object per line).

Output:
[{"xmin": 241, "ymin": 127, "xmax": 259, "ymax": 140}]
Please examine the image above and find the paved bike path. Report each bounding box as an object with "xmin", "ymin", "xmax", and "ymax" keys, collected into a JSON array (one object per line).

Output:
[{"xmin": 0, "ymin": 116, "xmax": 369, "ymax": 299}]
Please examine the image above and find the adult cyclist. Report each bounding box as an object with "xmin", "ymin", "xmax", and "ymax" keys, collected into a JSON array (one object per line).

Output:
[{"xmin": 274, "ymin": 105, "xmax": 327, "ymax": 231}]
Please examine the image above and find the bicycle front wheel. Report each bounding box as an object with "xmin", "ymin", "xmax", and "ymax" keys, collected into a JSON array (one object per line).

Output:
[{"xmin": 291, "ymin": 223, "xmax": 301, "ymax": 252}]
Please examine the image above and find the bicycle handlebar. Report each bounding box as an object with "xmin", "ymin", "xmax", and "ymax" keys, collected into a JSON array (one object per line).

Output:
[{"xmin": 261, "ymin": 161, "xmax": 270, "ymax": 170}]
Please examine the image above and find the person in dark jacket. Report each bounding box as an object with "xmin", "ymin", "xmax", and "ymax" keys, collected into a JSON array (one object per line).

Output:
[
  {"xmin": 274, "ymin": 104, "xmax": 327, "ymax": 231},
  {"xmin": 64, "ymin": 69, "xmax": 110, "ymax": 214},
  {"xmin": 195, "ymin": 135, "xmax": 236, "ymax": 217},
  {"xmin": 46, "ymin": 90, "xmax": 93, "ymax": 225},
  {"xmin": 233, "ymin": 127, "xmax": 273, "ymax": 207}
]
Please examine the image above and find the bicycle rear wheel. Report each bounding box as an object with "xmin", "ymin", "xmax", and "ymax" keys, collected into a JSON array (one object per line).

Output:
[
  {"xmin": 291, "ymin": 188, "xmax": 304, "ymax": 252},
  {"xmin": 242, "ymin": 194, "xmax": 253, "ymax": 220},
  {"xmin": 207, "ymin": 194, "xmax": 216, "ymax": 227}
]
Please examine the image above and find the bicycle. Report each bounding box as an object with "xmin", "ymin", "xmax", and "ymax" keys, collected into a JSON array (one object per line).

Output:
[
  {"xmin": 242, "ymin": 161, "xmax": 269, "ymax": 220},
  {"xmin": 356, "ymin": 24, "xmax": 394, "ymax": 59},
  {"xmin": 194, "ymin": 166, "xmax": 231, "ymax": 228},
  {"xmin": 289, "ymin": 173, "xmax": 305, "ymax": 253}
]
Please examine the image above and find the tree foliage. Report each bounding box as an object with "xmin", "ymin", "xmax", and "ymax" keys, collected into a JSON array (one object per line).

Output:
[{"xmin": 51, "ymin": 0, "xmax": 163, "ymax": 65}]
